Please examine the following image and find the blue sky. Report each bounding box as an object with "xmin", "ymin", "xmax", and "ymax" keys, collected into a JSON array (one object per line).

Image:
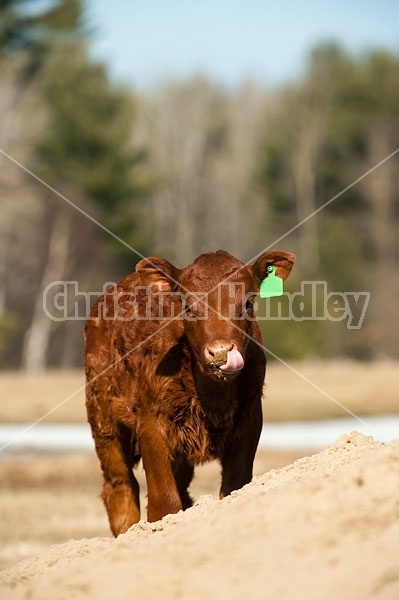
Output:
[{"xmin": 87, "ymin": 0, "xmax": 398, "ymax": 88}]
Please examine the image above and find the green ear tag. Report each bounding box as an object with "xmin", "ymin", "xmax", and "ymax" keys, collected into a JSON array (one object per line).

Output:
[{"xmin": 259, "ymin": 265, "xmax": 284, "ymax": 298}]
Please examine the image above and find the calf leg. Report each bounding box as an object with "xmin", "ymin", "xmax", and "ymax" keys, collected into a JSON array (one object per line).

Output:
[
  {"xmin": 86, "ymin": 374, "xmax": 140, "ymax": 536},
  {"xmin": 92, "ymin": 426, "xmax": 140, "ymax": 536},
  {"xmin": 219, "ymin": 399, "xmax": 262, "ymax": 499},
  {"xmin": 140, "ymin": 419, "xmax": 183, "ymax": 522},
  {"xmin": 172, "ymin": 455, "xmax": 194, "ymax": 510}
]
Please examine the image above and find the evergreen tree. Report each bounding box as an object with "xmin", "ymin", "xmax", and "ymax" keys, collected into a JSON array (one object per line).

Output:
[
  {"xmin": 256, "ymin": 43, "xmax": 399, "ymax": 359},
  {"xmin": 0, "ymin": 0, "xmax": 86, "ymax": 75},
  {"xmin": 1, "ymin": 0, "xmax": 148, "ymax": 370},
  {"xmin": 36, "ymin": 40, "xmax": 147, "ymax": 267}
]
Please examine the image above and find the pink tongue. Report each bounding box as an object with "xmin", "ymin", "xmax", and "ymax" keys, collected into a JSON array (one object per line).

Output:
[{"xmin": 220, "ymin": 349, "xmax": 244, "ymax": 372}]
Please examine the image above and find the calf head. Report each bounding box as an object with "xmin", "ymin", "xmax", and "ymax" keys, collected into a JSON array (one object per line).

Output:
[{"xmin": 136, "ymin": 250, "xmax": 294, "ymax": 377}]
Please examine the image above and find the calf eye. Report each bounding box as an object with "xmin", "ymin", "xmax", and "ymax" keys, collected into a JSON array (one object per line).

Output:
[
  {"xmin": 245, "ymin": 298, "xmax": 253, "ymax": 311},
  {"xmin": 243, "ymin": 296, "xmax": 256, "ymax": 316}
]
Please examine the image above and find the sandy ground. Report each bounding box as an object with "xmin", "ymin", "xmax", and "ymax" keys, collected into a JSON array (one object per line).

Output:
[
  {"xmin": 1, "ymin": 432, "xmax": 398, "ymax": 600},
  {"xmin": 0, "ymin": 447, "xmax": 312, "ymax": 569}
]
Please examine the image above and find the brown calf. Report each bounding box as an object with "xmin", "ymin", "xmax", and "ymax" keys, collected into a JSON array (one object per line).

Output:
[{"xmin": 84, "ymin": 249, "xmax": 294, "ymax": 535}]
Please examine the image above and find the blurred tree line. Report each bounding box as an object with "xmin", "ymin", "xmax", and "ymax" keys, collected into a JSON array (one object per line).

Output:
[{"xmin": 0, "ymin": 0, "xmax": 398, "ymax": 371}]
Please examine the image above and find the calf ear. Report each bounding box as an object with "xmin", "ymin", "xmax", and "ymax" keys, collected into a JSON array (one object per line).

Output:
[
  {"xmin": 135, "ymin": 257, "xmax": 180, "ymax": 292},
  {"xmin": 252, "ymin": 250, "xmax": 295, "ymax": 287}
]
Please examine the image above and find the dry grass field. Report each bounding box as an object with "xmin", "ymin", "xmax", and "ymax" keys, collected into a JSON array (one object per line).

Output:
[
  {"xmin": 0, "ymin": 361, "xmax": 397, "ymax": 571},
  {"xmin": 0, "ymin": 361, "xmax": 397, "ymax": 424}
]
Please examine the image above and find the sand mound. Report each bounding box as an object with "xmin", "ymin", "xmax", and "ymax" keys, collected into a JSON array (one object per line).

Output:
[{"xmin": 1, "ymin": 432, "xmax": 398, "ymax": 600}]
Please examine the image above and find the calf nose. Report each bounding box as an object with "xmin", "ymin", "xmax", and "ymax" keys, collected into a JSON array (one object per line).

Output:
[
  {"xmin": 204, "ymin": 342, "xmax": 233, "ymax": 366},
  {"xmin": 204, "ymin": 342, "xmax": 245, "ymax": 373}
]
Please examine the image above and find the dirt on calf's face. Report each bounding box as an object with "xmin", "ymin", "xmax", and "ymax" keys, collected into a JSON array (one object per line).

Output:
[{"xmin": 210, "ymin": 348, "xmax": 229, "ymax": 367}]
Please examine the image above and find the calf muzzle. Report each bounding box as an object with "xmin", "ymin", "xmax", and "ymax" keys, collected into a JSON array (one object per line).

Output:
[{"xmin": 204, "ymin": 342, "xmax": 244, "ymax": 374}]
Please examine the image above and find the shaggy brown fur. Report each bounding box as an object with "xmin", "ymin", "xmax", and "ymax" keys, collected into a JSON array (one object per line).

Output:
[{"xmin": 84, "ymin": 249, "xmax": 294, "ymax": 535}]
